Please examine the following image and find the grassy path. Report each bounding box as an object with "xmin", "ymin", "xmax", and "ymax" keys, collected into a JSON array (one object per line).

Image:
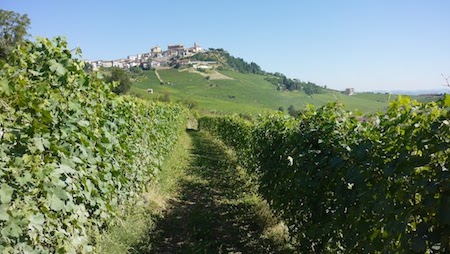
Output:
[
  {"xmin": 146, "ymin": 131, "xmax": 289, "ymax": 253},
  {"xmin": 154, "ymin": 69, "xmax": 163, "ymax": 84}
]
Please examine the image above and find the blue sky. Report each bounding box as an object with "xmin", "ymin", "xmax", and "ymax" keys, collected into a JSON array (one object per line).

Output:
[{"xmin": 3, "ymin": 0, "xmax": 450, "ymax": 91}]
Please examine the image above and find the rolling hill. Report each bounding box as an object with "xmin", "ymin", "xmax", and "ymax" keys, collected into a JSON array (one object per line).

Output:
[{"xmin": 130, "ymin": 68, "xmax": 394, "ymax": 114}]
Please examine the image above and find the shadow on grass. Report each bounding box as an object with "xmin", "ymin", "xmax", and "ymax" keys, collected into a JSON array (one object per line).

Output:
[{"xmin": 141, "ymin": 131, "xmax": 284, "ymax": 254}]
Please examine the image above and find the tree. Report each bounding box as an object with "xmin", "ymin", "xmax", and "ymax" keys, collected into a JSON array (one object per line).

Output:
[
  {"xmin": 180, "ymin": 98, "xmax": 198, "ymax": 110},
  {"xmin": 105, "ymin": 67, "xmax": 131, "ymax": 94},
  {"xmin": 287, "ymin": 105, "xmax": 297, "ymax": 117},
  {"xmin": 158, "ymin": 92, "xmax": 171, "ymax": 102},
  {"xmin": 83, "ymin": 62, "xmax": 93, "ymax": 73},
  {"xmin": 129, "ymin": 66, "xmax": 142, "ymax": 74},
  {"xmin": 0, "ymin": 10, "xmax": 30, "ymax": 60},
  {"xmin": 169, "ymin": 56, "xmax": 181, "ymax": 69}
]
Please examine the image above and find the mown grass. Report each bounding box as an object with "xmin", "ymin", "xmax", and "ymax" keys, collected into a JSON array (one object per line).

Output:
[
  {"xmin": 130, "ymin": 69, "xmax": 394, "ymax": 114},
  {"xmin": 94, "ymin": 129, "xmax": 292, "ymax": 253},
  {"xmin": 147, "ymin": 131, "xmax": 293, "ymax": 253}
]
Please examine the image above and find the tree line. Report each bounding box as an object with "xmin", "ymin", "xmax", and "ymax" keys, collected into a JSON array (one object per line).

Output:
[
  {"xmin": 189, "ymin": 48, "xmax": 326, "ymax": 95},
  {"xmin": 188, "ymin": 48, "xmax": 264, "ymax": 75},
  {"xmin": 265, "ymin": 72, "xmax": 325, "ymax": 95}
]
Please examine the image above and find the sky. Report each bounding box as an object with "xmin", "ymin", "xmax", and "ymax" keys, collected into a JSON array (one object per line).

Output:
[{"xmin": 2, "ymin": 0, "xmax": 450, "ymax": 91}]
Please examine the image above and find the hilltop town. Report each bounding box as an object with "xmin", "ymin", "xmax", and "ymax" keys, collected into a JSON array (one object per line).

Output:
[
  {"xmin": 87, "ymin": 42, "xmax": 216, "ymax": 70},
  {"xmin": 87, "ymin": 43, "xmax": 358, "ymax": 96}
]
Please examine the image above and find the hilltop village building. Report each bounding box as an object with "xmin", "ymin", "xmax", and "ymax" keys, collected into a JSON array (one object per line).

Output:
[
  {"xmin": 344, "ymin": 88, "xmax": 355, "ymax": 95},
  {"xmin": 87, "ymin": 42, "xmax": 206, "ymax": 71}
]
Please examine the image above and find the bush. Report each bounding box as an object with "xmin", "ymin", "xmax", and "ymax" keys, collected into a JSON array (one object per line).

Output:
[
  {"xmin": 0, "ymin": 37, "xmax": 186, "ymax": 253},
  {"xmin": 200, "ymin": 97, "xmax": 450, "ymax": 252},
  {"xmin": 104, "ymin": 67, "xmax": 132, "ymax": 94}
]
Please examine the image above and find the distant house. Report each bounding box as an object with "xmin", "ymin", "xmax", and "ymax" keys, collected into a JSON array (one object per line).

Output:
[
  {"xmin": 87, "ymin": 60, "xmax": 100, "ymax": 70},
  {"xmin": 179, "ymin": 59, "xmax": 192, "ymax": 66},
  {"xmin": 151, "ymin": 59, "xmax": 167, "ymax": 68},
  {"xmin": 151, "ymin": 46, "xmax": 162, "ymax": 57},
  {"xmin": 344, "ymin": 88, "xmax": 355, "ymax": 95},
  {"xmin": 87, "ymin": 42, "xmax": 207, "ymax": 71},
  {"xmin": 191, "ymin": 61, "xmax": 217, "ymax": 69},
  {"xmin": 195, "ymin": 64, "xmax": 211, "ymax": 69},
  {"xmin": 129, "ymin": 62, "xmax": 139, "ymax": 67},
  {"xmin": 102, "ymin": 61, "xmax": 113, "ymax": 68},
  {"xmin": 191, "ymin": 42, "xmax": 202, "ymax": 53},
  {"xmin": 186, "ymin": 42, "xmax": 203, "ymax": 56},
  {"xmin": 112, "ymin": 61, "xmax": 124, "ymax": 68},
  {"xmin": 167, "ymin": 44, "xmax": 185, "ymax": 57}
]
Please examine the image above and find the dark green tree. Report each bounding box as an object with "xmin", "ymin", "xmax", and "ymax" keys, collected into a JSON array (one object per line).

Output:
[
  {"xmin": 0, "ymin": 10, "xmax": 30, "ymax": 61},
  {"xmin": 169, "ymin": 56, "xmax": 181, "ymax": 69},
  {"xmin": 83, "ymin": 62, "xmax": 93, "ymax": 73},
  {"xmin": 180, "ymin": 98, "xmax": 198, "ymax": 110},
  {"xmin": 158, "ymin": 92, "xmax": 171, "ymax": 102},
  {"xmin": 288, "ymin": 105, "xmax": 295, "ymax": 114},
  {"xmin": 129, "ymin": 66, "xmax": 142, "ymax": 74},
  {"xmin": 287, "ymin": 105, "xmax": 297, "ymax": 117},
  {"xmin": 105, "ymin": 67, "xmax": 131, "ymax": 94}
]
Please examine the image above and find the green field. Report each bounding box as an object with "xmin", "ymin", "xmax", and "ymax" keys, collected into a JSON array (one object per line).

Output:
[{"xmin": 131, "ymin": 69, "xmax": 396, "ymax": 114}]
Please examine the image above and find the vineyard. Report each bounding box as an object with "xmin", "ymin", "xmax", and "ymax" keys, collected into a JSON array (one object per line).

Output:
[
  {"xmin": 1, "ymin": 37, "xmax": 450, "ymax": 253},
  {"xmin": 0, "ymin": 38, "xmax": 186, "ymax": 253},
  {"xmin": 200, "ymin": 97, "xmax": 450, "ymax": 252}
]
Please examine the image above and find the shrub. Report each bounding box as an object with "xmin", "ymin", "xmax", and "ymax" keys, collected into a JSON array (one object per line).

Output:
[
  {"xmin": 0, "ymin": 37, "xmax": 186, "ymax": 253},
  {"xmin": 200, "ymin": 97, "xmax": 450, "ymax": 252}
]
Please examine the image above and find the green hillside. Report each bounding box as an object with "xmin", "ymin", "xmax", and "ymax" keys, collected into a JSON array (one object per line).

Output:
[{"xmin": 131, "ymin": 68, "xmax": 393, "ymax": 114}]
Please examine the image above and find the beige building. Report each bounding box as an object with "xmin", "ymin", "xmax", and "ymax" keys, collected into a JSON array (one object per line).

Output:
[
  {"xmin": 151, "ymin": 46, "xmax": 162, "ymax": 57},
  {"xmin": 344, "ymin": 88, "xmax": 355, "ymax": 95},
  {"xmin": 167, "ymin": 44, "xmax": 185, "ymax": 56}
]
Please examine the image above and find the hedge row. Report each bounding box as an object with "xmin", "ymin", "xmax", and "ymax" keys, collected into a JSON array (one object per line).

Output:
[
  {"xmin": 0, "ymin": 38, "xmax": 186, "ymax": 253},
  {"xmin": 199, "ymin": 98, "xmax": 450, "ymax": 253}
]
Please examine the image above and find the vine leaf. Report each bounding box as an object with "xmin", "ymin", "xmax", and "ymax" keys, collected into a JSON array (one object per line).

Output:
[
  {"xmin": 48, "ymin": 195, "xmax": 65, "ymax": 211},
  {"xmin": 49, "ymin": 59, "xmax": 67, "ymax": 76},
  {"xmin": 0, "ymin": 204, "xmax": 9, "ymax": 221},
  {"xmin": 0, "ymin": 79, "xmax": 11, "ymax": 96},
  {"xmin": 28, "ymin": 213, "xmax": 45, "ymax": 230},
  {"xmin": 0, "ymin": 183, "xmax": 14, "ymax": 204}
]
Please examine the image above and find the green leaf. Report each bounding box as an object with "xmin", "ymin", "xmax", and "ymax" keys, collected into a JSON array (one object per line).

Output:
[
  {"xmin": 445, "ymin": 94, "xmax": 450, "ymax": 107},
  {"xmin": 56, "ymin": 164, "xmax": 76, "ymax": 175},
  {"xmin": 53, "ymin": 187, "xmax": 69, "ymax": 200},
  {"xmin": 0, "ymin": 204, "xmax": 9, "ymax": 221},
  {"xmin": 28, "ymin": 213, "xmax": 45, "ymax": 230},
  {"xmin": 78, "ymin": 120, "xmax": 89, "ymax": 127},
  {"xmin": 23, "ymin": 154, "xmax": 33, "ymax": 165},
  {"xmin": 72, "ymin": 156, "xmax": 83, "ymax": 164},
  {"xmin": 29, "ymin": 70, "xmax": 42, "ymax": 76},
  {"xmin": 17, "ymin": 172, "xmax": 32, "ymax": 185},
  {"xmin": 34, "ymin": 137, "xmax": 50, "ymax": 152},
  {"xmin": 49, "ymin": 59, "xmax": 67, "ymax": 76},
  {"xmin": 2, "ymin": 220, "xmax": 22, "ymax": 238},
  {"xmin": 48, "ymin": 194, "xmax": 65, "ymax": 211},
  {"xmin": 0, "ymin": 183, "xmax": 14, "ymax": 204},
  {"xmin": 0, "ymin": 79, "xmax": 11, "ymax": 96}
]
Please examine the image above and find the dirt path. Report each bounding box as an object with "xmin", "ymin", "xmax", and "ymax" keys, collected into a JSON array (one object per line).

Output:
[
  {"xmin": 154, "ymin": 70, "xmax": 164, "ymax": 83},
  {"xmin": 145, "ymin": 131, "xmax": 288, "ymax": 253},
  {"xmin": 181, "ymin": 68, "xmax": 234, "ymax": 80}
]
